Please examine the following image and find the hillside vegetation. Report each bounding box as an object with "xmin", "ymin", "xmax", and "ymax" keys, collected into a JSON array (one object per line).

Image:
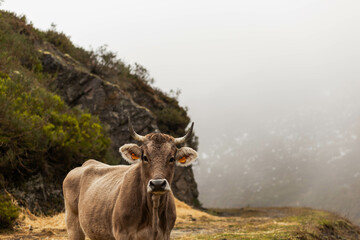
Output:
[
  {"xmin": 0, "ymin": 72, "xmax": 109, "ymax": 183},
  {"xmin": 0, "ymin": 9, "xmax": 199, "ymax": 225}
]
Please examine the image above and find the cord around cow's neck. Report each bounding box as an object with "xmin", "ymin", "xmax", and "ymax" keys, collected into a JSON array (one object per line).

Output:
[{"xmin": 152, "ymin": 194, "xmax": 160, "ymax": 240}]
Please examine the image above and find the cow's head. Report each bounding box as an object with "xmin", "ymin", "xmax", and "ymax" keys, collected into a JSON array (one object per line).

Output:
[{"xmin": 119, "ymin": 118, "xmax": 198, "ymax": 195}]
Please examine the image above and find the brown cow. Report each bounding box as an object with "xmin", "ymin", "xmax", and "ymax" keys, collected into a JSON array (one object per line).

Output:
[{"xmin": 63, "ymin": 118, "xmax": 198, "ymax": 240}]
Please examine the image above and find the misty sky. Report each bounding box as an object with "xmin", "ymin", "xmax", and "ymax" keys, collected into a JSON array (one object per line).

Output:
[
  {"xmin": 3, "ymin": 1, "xmax": 360, "ymax": 141},
  {"xmin": 2, "ymin": 1, "xmax": 360, "ymax": 213}
]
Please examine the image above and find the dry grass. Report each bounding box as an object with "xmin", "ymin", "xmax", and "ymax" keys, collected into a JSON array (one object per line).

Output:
[
  {"xmin": 1, "ymin": 199, "xmax": 359, "ymax": 240},
  {"xmin": 0, "ymin": 199, "xmax": 209, "ymax": 239},
  {"xmin": 175, "ymin": 198, "xmax": 219, "ymax": 222},
  {"xmin": 0, "ymin": 209, "xmax": 67, "ymax": 239}
]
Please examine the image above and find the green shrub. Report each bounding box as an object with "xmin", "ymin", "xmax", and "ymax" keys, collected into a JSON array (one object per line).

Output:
[
  {"xmin": 0, "ymin": 193, "xmax": 19, "ymax": 229},
  {"xmin": 41, "ymin": 28, "xmax": 91, "ymax": 66},
  {"xmin": 0, "ymin": 11, "xmax": 42, "ymax": 72},
  {"xmin": 156, "ymin": 107, "xmax": 190, "ymax": 137},
  {"xmin": 0, "ymin": 73, "xmax": 110, "ymax": 182},
  {"xmin": 0, "ymin": 8, "xmax": 198, "ymax": 175}
]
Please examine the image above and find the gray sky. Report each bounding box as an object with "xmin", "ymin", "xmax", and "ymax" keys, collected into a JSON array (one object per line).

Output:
[
  {"xmin": 3, "ymin": 0, "xmax": 360, "ymax": 213},
  {"xmin": 3, "ymin": 1, "xmax": 360, "ymax": 142}
]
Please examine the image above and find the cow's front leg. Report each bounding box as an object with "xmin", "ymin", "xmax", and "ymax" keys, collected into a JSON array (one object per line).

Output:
[{"xmin": 165, "ymin": 232, "xmax": 171, "ymax": 240}]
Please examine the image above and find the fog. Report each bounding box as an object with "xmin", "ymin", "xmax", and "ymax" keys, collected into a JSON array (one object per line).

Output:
[
  {"xmin": 3, "ymin": 0, "xmax": 360, "ymax": 223},
  {"xmin": 193, "ymin": 86, "xmax": 360, "ymax": 221}
]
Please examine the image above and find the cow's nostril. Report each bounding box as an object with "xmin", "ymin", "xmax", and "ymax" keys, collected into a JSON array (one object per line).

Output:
[{"xmin": 149, "ymin": 179, "xmax": 167, "ymax": 192}]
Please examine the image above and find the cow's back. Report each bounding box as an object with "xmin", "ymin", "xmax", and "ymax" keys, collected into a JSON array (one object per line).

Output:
[{"xmin": 63, "ymin": 159, "xmax": 133, "ymax": 240}]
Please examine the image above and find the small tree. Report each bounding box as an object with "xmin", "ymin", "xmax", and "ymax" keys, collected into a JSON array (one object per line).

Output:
[{"xmin": 132, "ymin": 63, "xmax": 154, "ymax": 85}]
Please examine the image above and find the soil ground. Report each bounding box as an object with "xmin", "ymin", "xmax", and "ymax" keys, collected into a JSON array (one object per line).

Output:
[{"xmin": 1, "ymin": 199, "xmax": 359, "ymax": 240}]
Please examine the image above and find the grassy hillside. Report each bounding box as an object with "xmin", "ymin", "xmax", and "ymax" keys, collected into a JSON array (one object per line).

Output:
[
  {"xmin": 0, "ymin": 10, "xmax": 114, "ymax": 219},
  {"xmin": 0, "ymin": 199, "xmax": 359, "ymax": 240},
  {"xmin": 0, "ymin": 8, "xmax": 199, "ymax": 219},
  {"xmin": 0, "ymin": 11, "xmax": 112, "ymax": 184}
]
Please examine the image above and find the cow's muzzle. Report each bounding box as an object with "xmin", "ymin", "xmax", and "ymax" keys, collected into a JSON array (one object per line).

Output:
[{"xmin": 147, "ymin": 179, "xmax": 171, "ymax": 194}]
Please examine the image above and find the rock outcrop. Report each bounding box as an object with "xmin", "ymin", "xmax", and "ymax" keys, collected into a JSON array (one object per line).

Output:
[{"xmin": 38, "ymin": 44, "xmax": 199, "ymax": 207}]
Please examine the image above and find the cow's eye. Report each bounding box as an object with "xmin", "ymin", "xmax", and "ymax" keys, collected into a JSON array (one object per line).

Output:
[
  {"xmin": 143, "ymin": 156, "xmax": 148, "ymax": 162},
  {"xmin": 169, "ymin": 157, "xmax": 175, "ymax": 163}
]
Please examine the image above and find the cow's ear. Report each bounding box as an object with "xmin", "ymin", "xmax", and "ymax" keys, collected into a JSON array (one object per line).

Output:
[
  {"xmin": 119, "ymin": 144, "xmax": 142, "ymax": 164},
  {"xmin": 175, "ymin": 147, "xmax": 198, "ymax": 167}
]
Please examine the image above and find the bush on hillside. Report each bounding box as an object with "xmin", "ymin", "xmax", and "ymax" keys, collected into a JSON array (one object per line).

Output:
[
  {"xmin": 0, "ymin": 11, "xmax": 42, "ymax": 73},
  {"xmin": 0, "ymin": 193, "xmax": 19, "ymax": 230},
  {"xmin": 0, "ymin": 72, "xmax": 110, "ymax": 183},
  {"xmin": 39, "ymin": 24, "xmax": 91, "ymax": 67},
  {"xmin": 0, "ymin": 9, "xmax": 199, "ymax": 166}
]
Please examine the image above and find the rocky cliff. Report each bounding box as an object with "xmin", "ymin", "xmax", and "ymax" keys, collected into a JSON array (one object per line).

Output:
[
  {"xmin": 39, "ymin": 43, "xmax": 199, "ymax": 207},
  {"xmin": 0, "ymin": 10, "xmax": 199, "ymax": 213}
]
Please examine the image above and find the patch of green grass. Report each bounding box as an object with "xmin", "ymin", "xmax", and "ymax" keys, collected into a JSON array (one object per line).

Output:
[
  {"xmin": 174, "ymin": 207, "xmax": 360, "ymax": 240},
  {"xmin": 186, "ymin": 231, "xmax": 299, "ymax": 240}
]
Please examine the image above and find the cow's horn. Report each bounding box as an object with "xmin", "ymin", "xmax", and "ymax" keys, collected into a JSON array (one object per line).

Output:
[
  {"xmin": 174, "ymin": 122, "xmax": 194, "ymax": 145},
  {"xmin": 128, "ymin": 117, "xmax": 146, "ymax": 142}
]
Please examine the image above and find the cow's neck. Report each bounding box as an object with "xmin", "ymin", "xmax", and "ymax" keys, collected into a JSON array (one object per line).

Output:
[
  {"xmin": 151, "ymin": 195, "xmax": 161, "ymax": 240},
  {"xmin": 145, "ymin": 190, "xmax": 168, "ymax": 218},
  {"xmin": 143, "ymin": 185, "xmax": 169, "ymax": 235}
]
